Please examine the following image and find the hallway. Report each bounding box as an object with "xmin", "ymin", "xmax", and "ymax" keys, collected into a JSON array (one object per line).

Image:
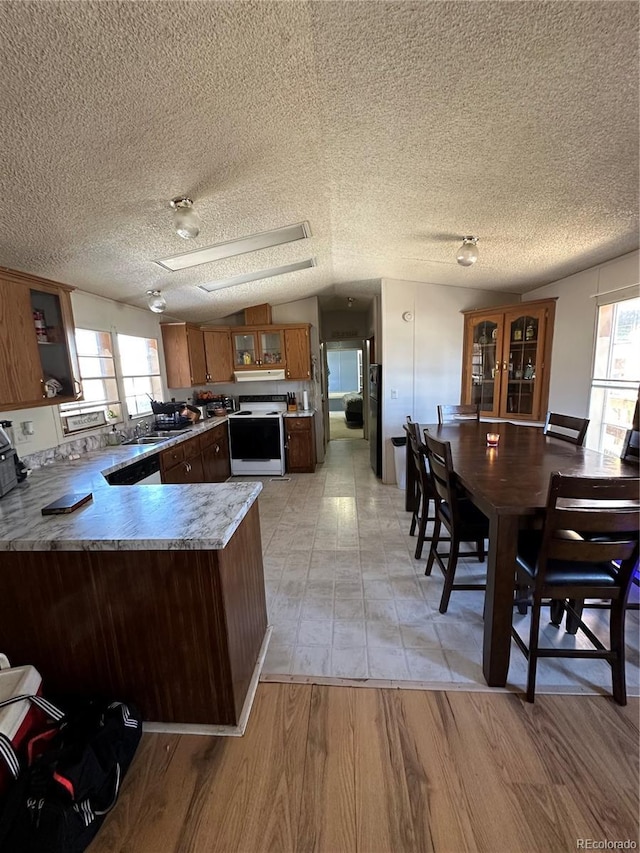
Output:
[{"xmin": 250, "ymin": 440, "xmax": 640, "ymax": 696}]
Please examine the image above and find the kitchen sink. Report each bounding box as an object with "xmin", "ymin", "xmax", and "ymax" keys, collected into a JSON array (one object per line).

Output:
[{"xmin": 121, "ymin": 436, "xmax": 170, "ymax": 445}]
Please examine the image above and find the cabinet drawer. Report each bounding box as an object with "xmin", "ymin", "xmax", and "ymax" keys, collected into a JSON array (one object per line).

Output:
[
  {"xmin": 286, "ymin": 417, "xmax": 311, "ymax": 432},
  {"xmin": 160, "ymin": 443, "xmax": 185, "ymax": 469}
]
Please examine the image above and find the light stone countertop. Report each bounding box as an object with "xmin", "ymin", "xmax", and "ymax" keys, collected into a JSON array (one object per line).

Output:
[
  {"xmin": 0, "ymin": 417, "xmax": 262, "ymax": 552},
  {"xmin": 283, "ymin": 409, "xmax": 315, "ymax": 418}
]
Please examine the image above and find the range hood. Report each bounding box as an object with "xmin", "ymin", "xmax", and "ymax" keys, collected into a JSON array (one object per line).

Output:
[{"xmin": 234, "ymin": 369, "xmax": 286, "ymax": 382}]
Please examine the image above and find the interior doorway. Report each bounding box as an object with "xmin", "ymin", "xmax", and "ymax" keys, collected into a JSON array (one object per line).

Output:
[{"xmin": 325, "ymin": 341, "xmax": 364, "ymax": 441}]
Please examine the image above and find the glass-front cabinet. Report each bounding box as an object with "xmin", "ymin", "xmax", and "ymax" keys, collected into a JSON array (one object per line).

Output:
[
  {"xmin": 232, "ymin": 328, "xmax": 285, "ymax": 369},
  {"xmin": 461, "ymin": 299, "xmax": 556, "ymax": 421}
]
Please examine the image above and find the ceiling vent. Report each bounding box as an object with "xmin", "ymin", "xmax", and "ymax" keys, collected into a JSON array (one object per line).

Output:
[{"xmin": 198, "ymin": 258, "xmax": 316, "ymax": 293}]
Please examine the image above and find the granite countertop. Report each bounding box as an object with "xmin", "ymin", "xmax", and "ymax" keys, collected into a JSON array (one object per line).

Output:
[
  {"xmin": 0, "ymin": 416, "xmax": 262, "ymax": 552},
  {"xmin": 283, "ymin": 409, "xmax": 315, "ymax": 418}
]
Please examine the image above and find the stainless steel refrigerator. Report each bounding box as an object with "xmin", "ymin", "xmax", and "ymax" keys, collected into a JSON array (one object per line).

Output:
[{"xmin": 369, "ymin": 364, "xmax": 382, "ymax": 477}]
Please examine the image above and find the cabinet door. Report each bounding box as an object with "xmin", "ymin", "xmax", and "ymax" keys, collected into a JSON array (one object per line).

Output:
[
  {"xmin": 186, "ymin": 327, "xmax": 207, "ymax": 385},
  {"xmin": 232, "ymin": 331, "xmax": 259, "ymax": 368},
  {"xmin": 500, "ymin": 305, "xmax": 549, "ymax": 420},
  {"xmin": 461, "ymin": 313, "xmax": 503, "ymax": 418},
  {"xmin": 162, "ymin": 455, "xmax": 204, "ymax": 484},
  {"xmin": 258, "ymin": 329, "xmax": 284, "ymax": 367},
  {"xmin": 202, "ymin": 424, "xmax": 230, "ymax": 482},
  {"xmin": 284, "ymin": 327, "xmax": 310, "ymax": 380},
  {"xmin": 0, "ymin": 278, "xmax": 43, "ymax": 406},
  {"xmin": 285, "ymin": 418, "xmax": 315, "ymax": 472},
  {"xmin": 203, "ymin": 330, "xmax": 233, "ymax": 382}
]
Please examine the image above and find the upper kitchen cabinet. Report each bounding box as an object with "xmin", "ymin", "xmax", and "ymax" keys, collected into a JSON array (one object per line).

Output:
[
  {"xmin": 203, "ymin": 329, "xmax": 234, "ymax": 383},
  {"xmin": 161, "ymin": 323, "xmax": 207, "ymax": 388},
  {"xmin": 0, "ymin": 268, "xmax": 82, "ymax": 411},
  {"xmin": 461, "ymin": 298, "xmax": 556, "ymax": 421},
  {"xmin": 231, "ymin": 328, "xmax": 285, "ymax": 371},
  {"xmin": 284, "ymin": 326, "xmax": 311, "ymax": 380}
]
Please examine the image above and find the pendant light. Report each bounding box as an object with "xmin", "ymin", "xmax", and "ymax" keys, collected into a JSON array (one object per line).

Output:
[
  {"xmin": 146, "ymin": 290, "xmax": 167, "ymax": 313},
  {"xmin": 170, "ymin": 197, "xmax": 200, "ymax": 239},
  {"xmin": 456, "ymin": 236, "xmax": 479, "ymax": 267}
]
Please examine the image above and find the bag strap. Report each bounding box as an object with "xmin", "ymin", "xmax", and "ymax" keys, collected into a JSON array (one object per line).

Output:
[
  {"xmin": 0, "ymin": 732, "xmax": 20, "ymax": 779},
  {"xmin": 0, "ymin": 693, "xmax": 65, "ymax": 721}
]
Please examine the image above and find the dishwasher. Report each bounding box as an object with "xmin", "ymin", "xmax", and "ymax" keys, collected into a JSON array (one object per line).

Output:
[{"xmin": 105, "ymin": 454, "xmax": 162, "ymax": 485}]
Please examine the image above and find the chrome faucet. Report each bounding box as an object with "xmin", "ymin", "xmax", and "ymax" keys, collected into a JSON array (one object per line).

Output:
[{"xmin": 133, "ymin": 420, "xmax": 149, "ymax": 438}]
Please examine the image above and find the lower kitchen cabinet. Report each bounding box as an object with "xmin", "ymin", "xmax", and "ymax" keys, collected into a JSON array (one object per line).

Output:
[
  {"xmin": 285, "ymin": 416, "xmax": 316, "ymax": 473},
  {"xmin": 160, "ymin": 425, "xmax": 230, "ymax": 484},
  {"xmin": 160, "ymin": 434, "xmax": 204, "ymax": 484},
  {"xmin": 201, "ymin": 423, "xmax": 231, "ymax": 482}
]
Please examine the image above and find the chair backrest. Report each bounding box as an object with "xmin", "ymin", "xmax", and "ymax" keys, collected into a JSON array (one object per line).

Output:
[
  {"xmin": 423, "ymin": 431, "xmax": 459, "ymax": 520},
  {"xmin": 534, "ymin": 473, "xmax": 640, "ymax": 595},
  {"xmin": 437, "ymin": 403, "xmax": 480, "ymax": 425},
  {"xmin": 543, "ymin": 412, "xmax": 589, "ymax": 446},
  {"xmin": 404, "ymin": 417, "xmax": 431, "ymax": 497},
  {"xmin": 621, "ymin": 429, "xmax": 640, "ymax": 466}
]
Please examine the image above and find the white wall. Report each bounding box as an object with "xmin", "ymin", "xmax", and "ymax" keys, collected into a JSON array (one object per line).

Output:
[
  {"xmin": 380, "ymin": 279, "xmax": 518, "ymax": 483},
  {"xmin": 3, "ymin": 291, "xmax": 167, "ymax": 455},
  {"xmin": 523, "ymin": 250, "xmax": 639, "ymax": 417}
]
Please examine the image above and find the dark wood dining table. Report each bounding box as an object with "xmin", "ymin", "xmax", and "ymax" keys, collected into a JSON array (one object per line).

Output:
[{"xmin": 418, "ymin": 421, "xmax": 637, "ymax": 687}]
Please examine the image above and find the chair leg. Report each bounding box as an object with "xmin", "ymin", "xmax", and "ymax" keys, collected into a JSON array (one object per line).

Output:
[
  {"xmin": 515, "ymin": 585, "xmax": 530, "ymax": 616},
  {"xmin": 526, "ymin": 597, "xmax": 542, "ymax": 703},
  {"xmin": 477, "ymin": 538, "xmax": 485, "ymax": 562},
  {"xmin": 565, "ymin": 599, "xmax": 584, "ymax": 635},
  {"xmin": 439, "ymin": 539, "xmax": 460, "ymax": 614},
  {"xmin": 549, "ymin": 598, "xmax": 565, "ymax": 626},
  {"xmin": 425, "ymin": 516, "xmax": 440, "ymax": 575},
  {"xmin": 610, "ymin": 600, "xmax": 627, "ymax": 706},
  {"xmin": 409, "ymin": 492, "xmax": 419, "ymax": 536},
  {"xmin": 414, "ymin": 495, "xmax": 430, "ymax": 559}
]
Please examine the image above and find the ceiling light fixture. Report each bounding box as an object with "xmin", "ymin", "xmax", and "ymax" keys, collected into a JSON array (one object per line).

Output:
[
  {"xmin": 198, "ymin": 258, "xmax": 316, "ymax": 293},
  {"xmin": 456, "ymin": 236, "xmax": 479, "ymax": 267},
  {"xmin": 347, "ymin": 297, "xmax": 354, "ymax": 309},
  {"xmin": 155, "ymin": 221, "xmax": 311, "ymax": 272},
  {"xmin": 170, "ymin": 197, "xmax": 200, "ymax": 240},
  {"xmin": 146, "ymin": 289, "xmax": 167, "ymax": 313}
]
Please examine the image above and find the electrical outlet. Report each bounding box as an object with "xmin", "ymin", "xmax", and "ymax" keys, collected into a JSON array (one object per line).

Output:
[
  {"xmin": 390, "ymin": 388, "xmax": 398, "ymax": 400},
  {"xmin": 14, "ymin": 429, "xmax": 29, "ymax": 444}
]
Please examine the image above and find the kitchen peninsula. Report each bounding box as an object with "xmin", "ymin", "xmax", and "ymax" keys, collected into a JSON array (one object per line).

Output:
[{"xmin": 0, "ymin": 419, "xmax": 268, "ymax": 731}]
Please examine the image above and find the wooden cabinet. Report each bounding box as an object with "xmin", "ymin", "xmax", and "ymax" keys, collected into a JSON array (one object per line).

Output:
[
  {"xmin": 201, "ymin": 422, "xmax": 231, "ymax": 482},
  {"xmin": 461, "ymin": 298, "xmax": 556, "ymax": 421},
  {"xmin": 160, "ymin": 323, "xmax": 207, "ymax": 388},
  {"xmin": 160, "ymin": 426, "xmax": 230, "ymax": 484},
  {"xmin": 160, "ymin": 433, "xmax": 204, "ymax": 484},
  {"xmin": 284, "ymin": 327, "xmax": 311, "ymax": 379},
  {"xmin": 0, "ymin": 268, "xmax": 81, "ymax": 411},
  {"xmin": 231, "ymin": 327, "xmax": 285, "ymax": 370},
  {"xmin": 285, "ymin": 415, "xmax": 316, "ymax": 473},
  {"xmin": 203, "ymin": 329, "xmax": 234, "ymax": 383}
]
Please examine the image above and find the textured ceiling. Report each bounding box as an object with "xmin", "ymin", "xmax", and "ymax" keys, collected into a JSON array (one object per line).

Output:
[{"xmin": 0, "ymin": 1, "xmax": 638, "ymax": 323}]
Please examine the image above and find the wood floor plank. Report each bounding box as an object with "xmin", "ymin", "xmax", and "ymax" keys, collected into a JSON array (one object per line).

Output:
[
  {"xmin": 88, "ymin": 686, "xmax": 639, "ymax": 853},
  {"xmin": 296, "ymin": 685, "xmax": 356, "ymax": 852},
  {"xmin": 354, "ymin": 688, "xmax": 429, "ymax": 852}
]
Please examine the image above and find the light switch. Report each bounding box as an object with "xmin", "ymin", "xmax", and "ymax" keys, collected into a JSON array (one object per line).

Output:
[{"xmin": 390, "ymin": 388, "xmax": 398, "ymax": 400}]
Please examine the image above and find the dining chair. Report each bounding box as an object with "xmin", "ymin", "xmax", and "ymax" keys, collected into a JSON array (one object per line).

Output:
[
  {"xmin": 422, "ymin": 430, "xmax": 489, "ymax": 613},
  {"xmin": 437, "ymin": 403, "xmax": 480, "ymax": 425},
  {"xmin": 511, "ymin": 472, "xmax": 640, "ymax": 704},
  {"xmin": 621, "ymin": 428, "xmax": 639, "ymax": 466},
  {"xmin": 403, "ymin": 417, "xmax": 441, "ymax": 558},
  {"xmin": 542, "ymin": 412, "xmax": 589, "ymax": 446}
]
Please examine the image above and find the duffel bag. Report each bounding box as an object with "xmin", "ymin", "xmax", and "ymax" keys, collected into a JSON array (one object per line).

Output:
[{"xmin": 0, "ymin": 694, "xmax": 142, "ymax": 853}]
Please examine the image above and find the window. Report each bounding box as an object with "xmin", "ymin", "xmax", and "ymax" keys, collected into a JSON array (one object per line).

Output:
[
  {"xmin": 587, "ymin": 296, "xmax": 640, "ymax": 455},
  {"xmin": 117, "ymin": 334, "xmax": 163, "ymax": 417},
  {"xmin": 59, "ymin": 329, "xmax": 122, "ymax": 433}
]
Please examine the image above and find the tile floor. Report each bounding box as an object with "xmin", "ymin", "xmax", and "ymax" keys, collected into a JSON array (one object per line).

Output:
[{"xmin": 235, "ymin": 438, "xmax": 640, "ymax": 698}]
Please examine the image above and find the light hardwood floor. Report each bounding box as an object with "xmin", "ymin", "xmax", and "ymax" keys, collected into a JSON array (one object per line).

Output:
[{"xmin": 89, "ymin": 683, "xmax": 639, "ymax": 853}]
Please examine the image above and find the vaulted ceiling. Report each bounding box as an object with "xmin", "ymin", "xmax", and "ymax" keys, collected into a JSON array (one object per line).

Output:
[{"xmin": 1, "ymin": 1, "xmax": 638, "ymax": 323}]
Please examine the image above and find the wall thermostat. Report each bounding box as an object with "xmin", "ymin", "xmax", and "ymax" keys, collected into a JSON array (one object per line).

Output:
[{"xmin": 402, "ymin": 311, "xmax": 414, "ymax": 322}]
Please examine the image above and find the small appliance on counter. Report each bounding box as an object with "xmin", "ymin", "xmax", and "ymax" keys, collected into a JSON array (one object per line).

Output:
[
  {"xmin": 192, "ymin": 394, "xmax": 236, "ymax": 419},
  {"xmin": 150, "ymin": 399, "xmax": 192, "ymax": 431}
]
